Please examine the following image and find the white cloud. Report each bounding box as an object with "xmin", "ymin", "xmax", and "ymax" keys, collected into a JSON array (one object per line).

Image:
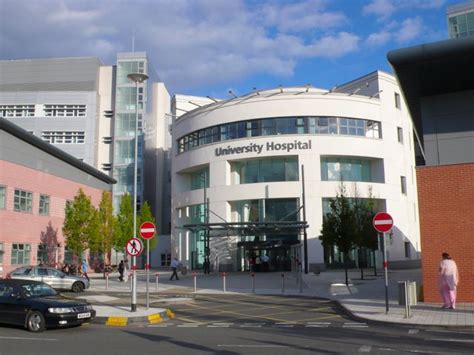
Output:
[
  {"xmin": 395, "ymin": 17, "xmax": 423, "ymax": 42},
  {"xmin": 305, "ymin": 32, "xmax": 360, "ymax": 57},
  {"xmin": 365, "ymin": 16, "xmax": 424, "ymax": 47},
  {"xmin": 366, "ymin": 31, "xmax": 392, "ymax": 46},
  {"xmin": 363, "ymin": 0, "xmax": 395, "ymax": 19},
  {"xmin": 363, "ymin": 0, "xmax": 447, "ymax": 20}
]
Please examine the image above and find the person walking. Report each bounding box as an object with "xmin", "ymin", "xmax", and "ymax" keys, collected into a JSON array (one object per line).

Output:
[
  {"xmin": 170, "ymin": 257, "xmax": 179, "ymax": 281},
  {"xmin": 439, "ymin": 252, "xmax": 459, "ymax": 309},
  {"xmin": 118, "ymin": 260, "xmax": 125, "ymax": 282},
  {"xmin": 81, "ymin": 259, "xmax": 90, "ymax": 282},
  {"xmin": 261, "ymin": 253, "xmax": 270, "ymax": 272}
]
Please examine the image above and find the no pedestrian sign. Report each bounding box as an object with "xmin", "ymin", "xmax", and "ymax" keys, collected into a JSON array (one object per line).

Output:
[
  {"xmin": 140, "ymin": 221, "xmax": 156, "ymax": 240},
  {"xmin": 126, "ymin": 238, "xmax": 143, "ymax": 257},
  {"xmin": 373, "ymin": 212, "xmax": 394, "ymax": 233}
]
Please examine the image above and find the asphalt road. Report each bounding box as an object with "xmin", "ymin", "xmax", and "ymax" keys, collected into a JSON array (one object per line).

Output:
[{"xmin": 0, "ymin": 294, "xmax": 473, "ymax": 354}]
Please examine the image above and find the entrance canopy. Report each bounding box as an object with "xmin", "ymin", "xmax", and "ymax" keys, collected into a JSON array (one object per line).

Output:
[{"xmin": 183, "ymin": 221, "xmax": 308, "ymax": 238}]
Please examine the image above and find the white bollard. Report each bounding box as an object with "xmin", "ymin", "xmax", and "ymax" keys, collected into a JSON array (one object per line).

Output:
[
  {"xmin": 251, "ymin": 273, "xmax": 255, "ymax": 293},
  {"xmin": 193, "ymin": 272, "xmax": 197, "ymax": 293},
  {"xmin": 105, "ymin": 273, "xmax": 109, "ymax": 290},
  {"xmin": 222, "ymin": 272, "xmax": 226, "ymax": 293},
  {"xmin": 281, "ymin": 273, "xmax": 285, "ymax": 294},
  {"xmin": 155, "ymin": 272, "xmax": 159, "ymax": 291}
]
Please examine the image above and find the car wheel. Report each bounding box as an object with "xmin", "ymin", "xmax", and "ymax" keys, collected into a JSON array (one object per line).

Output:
[
  {"xmin": 72, "ymin": 281, "xmax": 84, "ymax": 293},
  {"xmin": 26, "ymin": 311, "xmax": 45, "ymax": 332}
]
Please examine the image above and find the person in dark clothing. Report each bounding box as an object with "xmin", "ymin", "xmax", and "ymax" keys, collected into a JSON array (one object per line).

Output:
[
  {"xmin": 170, "ymin": 258, "xmax": 179, "ymax": 281},
  {"xmin": 118, "ymin": 260, "xmax": 125, "ymax": 282}
]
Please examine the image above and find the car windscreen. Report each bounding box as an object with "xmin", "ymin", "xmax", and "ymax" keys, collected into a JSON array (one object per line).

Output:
[
  {"xmin": 21, "ymin": 283, "xmax": 58, "ymax": 298},
  {"xmin": 11, "ymin": 267, "xmax": 33, "ymax": 275}
]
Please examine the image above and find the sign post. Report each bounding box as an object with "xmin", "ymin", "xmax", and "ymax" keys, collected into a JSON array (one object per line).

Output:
[
  {"xmin": 140, "ymin": 221, "xmax": 156, "ymax": 310},
  {"xmin": 126, "ymin": 237, "xmax": 143, "ymax": 311},
  {"xmin": 373, "ymin": 212, "xmax": 394, "ymax": 314}
]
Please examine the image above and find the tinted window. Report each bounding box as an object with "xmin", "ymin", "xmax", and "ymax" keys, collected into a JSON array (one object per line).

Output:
[
  {"xmin": 11, "ymin": 267, "xmax": 32, "ymax": 276},
  {"xmin": 47, "ymin": 269, "xmax": 64, "ymax": 277},
  {"xmin": 21, "ymin": 283, "xmax": 57, "ymax": 298},
  {"xmin": 0, "ymin": 283, "xmax": 16, "ymax": 298},
  {"xmin": 37, "ymin": 268, "xmax": 48, "ymax": 276}
]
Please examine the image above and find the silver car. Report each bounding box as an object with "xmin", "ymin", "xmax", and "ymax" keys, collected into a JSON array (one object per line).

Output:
[{"xmin": 7, "ymin": 266, "xmax": 89, "ymax": 293}]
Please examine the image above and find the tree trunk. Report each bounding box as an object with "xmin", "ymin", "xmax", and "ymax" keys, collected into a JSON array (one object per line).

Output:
[
  {"xmin": 359, "ymin": 248, "xmax": 364, "ymax": 280},
  {"xmin": 373, "ymin": 250, "xmax": 377, "ymax": 276},
  {"xmin": 344, "ymin": 253, "xmax": 349, "ymax": 286}
]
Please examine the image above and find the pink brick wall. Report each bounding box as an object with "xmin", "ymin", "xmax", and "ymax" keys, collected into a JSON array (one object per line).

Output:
[
  {"xmin": 0, "ymin": 160, "xmax": 106, "ymax": 275},
  {"xmin": 417, "ymin": 164, "xmax": 474, "ymax": 302}
]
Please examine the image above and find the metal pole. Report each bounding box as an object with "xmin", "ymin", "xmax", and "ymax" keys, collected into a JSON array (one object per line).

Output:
[
  {"xmin": 193, "ymin": 272, "xmax": 197, "ymax": 293},
  {"xmin": 222, "ymin": 272, "xmax": 226, "ymax": 293},
  {"xmin": 382, "ymin": 232, "xmax": 389, "ymax": 313},
  {"xmin": 404, "ymin": 281, "xmax": 410, "ymax": 318},
  {"xmin": 155, "ymin": 272, "xmax": 159, "ymax": 291},
  {"xmin": 131, "ymin": 78, "xmax": 139, "ymax": 312},
  {"xmin": 146, "ymin": 239, "xmax": 149, "ymax": 309},
  {"xmin": 252, "ymin": 273, "xmax": 255, "ymax": 293},
  {"xmin": 105, "ymin": 273, "xmax": 109, "ymax": 290},
  {"xmin": 281, "ymin": 273, "xmax": 285, "ymax": 294},
  {"xmin": 299, "ymin": 270, "xmax": 303, "ymax": 293},
  {"xmin": 301, "ymin": 165, "xmax": 308, "ymax": 274}
]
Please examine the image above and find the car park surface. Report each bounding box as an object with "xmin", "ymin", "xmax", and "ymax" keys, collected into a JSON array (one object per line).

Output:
[{"xmin": 0, "ymin": 279, "xmax": 95, "ymax": 332}]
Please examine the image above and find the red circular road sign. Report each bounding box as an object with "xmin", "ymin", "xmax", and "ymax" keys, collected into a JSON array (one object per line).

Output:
[
  {"xmin": 373, "ymin": 212, "xmax": 394, "ymax": 233},
  {"xmin": 140, "ymin": 221, "xmax": 156, "ymax": 240},
  {"xmin": 126, "ymin": 238, "xmax": 143, "ymax": 257}
]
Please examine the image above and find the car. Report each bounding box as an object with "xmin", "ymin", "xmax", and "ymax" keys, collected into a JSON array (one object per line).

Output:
[
  {"xmin": 7, "ymin": 266, "xmax": 89, "ymax": 293},
  {"xmin": 0, "ymin": 279, "xmax": 95, "ymax": 332}
]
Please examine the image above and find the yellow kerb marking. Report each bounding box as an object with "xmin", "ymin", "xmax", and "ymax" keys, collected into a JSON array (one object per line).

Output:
[
  {"xmin": 166, "ymin": 309, "xmax": 175, "ymax": 319},
  {"xmin": 106, "ymin": 317, "xmax": 128, "ymax": 326},
  {"xmin": 148, "ymin": 314, "xmax": 163, "ymax": 324}
]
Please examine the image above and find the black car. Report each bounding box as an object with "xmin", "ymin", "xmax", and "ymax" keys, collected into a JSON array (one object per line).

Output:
[{"xmin": 0, "ymin": 279, "xmax": 95, "ymax": 332}]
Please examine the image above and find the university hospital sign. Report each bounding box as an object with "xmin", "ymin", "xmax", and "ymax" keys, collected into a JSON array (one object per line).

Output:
[{"xmin": 215, "ymin": 140, "xmax": 312, "ymax": 157}]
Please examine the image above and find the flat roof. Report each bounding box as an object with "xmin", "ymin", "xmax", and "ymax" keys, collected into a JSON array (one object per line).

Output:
[{"xmin": 0, "ymin": 117, "xmax": 116, "ymax": 184}]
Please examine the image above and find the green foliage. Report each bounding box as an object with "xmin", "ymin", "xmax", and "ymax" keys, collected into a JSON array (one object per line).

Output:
[
  {"xmin": 353, "ymin": 196, "xmax": 378, "ymax": 251},
  {"xmin": 320, "ymin": 185, "xmax": 357, "ymax": 257},
  {"xmin": 114, "ymin": 193, "xmax": 133, "ymax": 251},
  {"xmin": 97, "ymin": 191, "xmax": 116, "ymax": 263},
  {"xmin": 62, "ymin": 189, "xmax": 99, "ymax": 257},
  {"xmin": 138, "ymin": 201, "xmax": 158, "ymax": 251}
]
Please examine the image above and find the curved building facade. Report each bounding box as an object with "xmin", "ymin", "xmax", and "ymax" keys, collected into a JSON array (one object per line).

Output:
[{"xmin": 171, "ymin": 71, "xmax": 420, "ymax": 272}]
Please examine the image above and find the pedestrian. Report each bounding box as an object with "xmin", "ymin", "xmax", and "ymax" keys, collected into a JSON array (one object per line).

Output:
[
  {"xmin": 124, "ymin": 260, "xmax": 129, "ymax": 282},
  {"xmin": 62, "ymin": 263, "xmax": 70, "ymax": 275},
  {"xmin": 255, "ymin": 255, "xmax": 261, "ymax": 272},
  {"xmin": 170, "ymin": 257, "xmax": 179, "ymax": 280},
  {"xmin": 81, "ymin": 259, "xmax": 90, "ymax": 282},
  {"xmin": 438, "ymin": 252, "xmax": 459, "ymax": 309},
  {"xmin": 118, "ymin": 260, "xmax": 125, "ymax": 282},
  {"xmin": 261, "ymin": 253, "xmax": 270, "ymax": 272}
]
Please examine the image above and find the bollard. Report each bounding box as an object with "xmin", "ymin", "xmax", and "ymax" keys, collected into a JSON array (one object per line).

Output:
[
  {"xmin": 299, "ymin": 271, "xmax": 303, "ymax": 294},
  {"xmin": 193, "ymin": 272, "xmax": 197, "ymax": 293},
  {"xmin": 251, "ymin": 273, "xmax": 255, "ymax": 293},
  {"xmin": 105, "ymin": 273, "xmax": 109, "ymax": 290},
  {"xmin": 129, "ymin": 271, "xmax": 133, "ymax": 291},
  {"xmin": 222, "ymin": 272, "xmax": 226, "ymax": 293},
  {"xmin": 155, "ymin": 272, "xmax": 159, "ymax": 292},
  {"xmin": 281, "ymin": 273, "xmax": 285, "ymax": 294}
]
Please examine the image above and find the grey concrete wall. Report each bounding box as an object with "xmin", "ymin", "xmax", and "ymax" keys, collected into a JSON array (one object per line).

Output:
[
  {"xmin": 422, "ymin": 90, "xmax": 474, "ymax": 166},
  {"xmin": 0, "ymin": 130, "xmax": 112, "ymax": 191}
]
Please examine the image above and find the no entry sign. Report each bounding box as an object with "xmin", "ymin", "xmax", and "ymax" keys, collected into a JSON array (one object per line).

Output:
[
  {"xmin": 373, "ymin": 212, "xmax": 394, "ymax": 233},
  {"xmin": 140, "ymin": 221, "xmax": 156, "ymax": 240},
  {"xmin": 126, "ymin": 238, "xmax": 143, "ymax": 257}
]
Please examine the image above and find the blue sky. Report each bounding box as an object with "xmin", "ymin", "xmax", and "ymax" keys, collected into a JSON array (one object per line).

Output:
[{"xmin": 0, "ymin": 0, "xmax": 462, "ymax": 98}]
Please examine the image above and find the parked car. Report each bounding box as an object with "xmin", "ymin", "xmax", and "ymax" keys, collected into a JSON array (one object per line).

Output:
[
  {"xmin": 0, "ymin": 279, "xmax": 95, "ymax": 332},
  {"xmin": 7, "ymin": 266, "xmax": 89, "ymax": 293}
]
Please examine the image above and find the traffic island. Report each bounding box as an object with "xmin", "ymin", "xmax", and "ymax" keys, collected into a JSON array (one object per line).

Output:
[{"xmin": 91, "ymin": 305, "xmax": 175, "ymax": 327}]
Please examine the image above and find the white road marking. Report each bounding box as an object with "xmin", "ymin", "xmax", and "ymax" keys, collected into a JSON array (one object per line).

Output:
[
  {"xmin": 379, "ymin": 348, "xmax": 395, "ymax": 351},
  {"xmin": 273, "ymin": 323, "xmax": 295, "ymax": 328},
  {"xmin": 408, "ymin": 329, "xmax": 419, "ymax": 334},
  {"xmin": 240, "ymin": 323, "xmax": 264, "ymax": 328},
  {"xmin": 177, "ymin": 323, "xmax": 199, "ymax": 327},
  {"xmin": 305, "ymin": 324, "xmax": 329, "ymax": 327},
  {"xmin": 0, "ymin": 336, "xmax": 58, "ymax": 342},
  {"xmin": 432, "ymin": 338, "xmax": 474, "ymax": 343},
  {"xmin": 218, "ymin": 345, "xmax": 288, "ymax": 348},
  {"xmin": 343, "ymin": 322, "xmax": 368, "ymax": 328},
  {"xmin": 358, "ymin": 345, "xmax": 372, "ymax": 352}
]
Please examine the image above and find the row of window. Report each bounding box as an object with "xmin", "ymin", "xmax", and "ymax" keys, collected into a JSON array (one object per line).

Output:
[
  {"xmin": 449, "ymin": 12, "xmax": 474, "ymax": 38},
  {"xmin": 0, "ymin": 104, "xmax": 86, "ymax": 118},
  {"xmin": 0, "ymin": 187, "xmax": 50, "ymax": 215},
  {"xmin": 0, "ymin": 243, "xmax": 73, "ymax": 266},
  {"xmin": 177, "ymin": 116, "xmax": 382, "ymax": 154},
  {"xmin": 41, "ymin": 131, "xmax": 85, "ymax": 144}
]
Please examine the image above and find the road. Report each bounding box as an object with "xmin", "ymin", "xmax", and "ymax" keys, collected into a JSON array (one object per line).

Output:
[{"xmin": 0, "ymin": 294, "xmax": 473, "ymax": 354}]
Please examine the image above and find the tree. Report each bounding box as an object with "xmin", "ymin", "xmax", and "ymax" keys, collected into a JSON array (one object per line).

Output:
[
  {"xmin": 138, "ymin": 201, "xmax": 157, "ymax": 251},
  {"xmin": 97, "ymin": 191, "xmax": 116, "ymax": 266},
  {"xmin": 63, "ymin": 189, "xmax": 98, "ymax": 260},
  {"xmin": 114, "ymin": 193, "xmax": 133, "ymax": 252},
  {"xmin": 320, "ymin": 185, "xmax": 357, "ymax": 285}
]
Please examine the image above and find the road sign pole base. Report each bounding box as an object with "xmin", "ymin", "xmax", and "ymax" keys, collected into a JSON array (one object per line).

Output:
[{"xmin": 131, "ymin": 303, "xmax": 137, "ymax": 312}]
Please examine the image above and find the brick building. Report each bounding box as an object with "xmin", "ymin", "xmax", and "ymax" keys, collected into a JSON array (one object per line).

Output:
[
  {"xmin": 388, "ymin": 37, "xmax": 474, "ymax": 302},
  {"xmin": 0, "ymin": 118, "xmax": 115, "ymax": 276}
]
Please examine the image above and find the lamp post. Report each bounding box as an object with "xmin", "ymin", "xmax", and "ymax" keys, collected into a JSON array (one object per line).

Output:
[{"xmin": 127, "ymin": 72, "xmax": 148, "ymax": 312}]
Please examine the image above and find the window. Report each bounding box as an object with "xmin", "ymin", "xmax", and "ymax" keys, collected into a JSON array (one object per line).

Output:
[
  {"xmin": 397, "ymin": 127, "xmax": 403, "ymax": 143},
  {"xmin": 233, "ymin": 157, "xmax": 298, "ymax": 184},
  {"xmin": 43, "ymin": 104, "xmax": 86, "ymax": 117},
  {"xmin": 161, "ymin": 253, "xmax": 171, "ymax": 266},
  {"xmin": 0, "ymin": 104, "xmax": 35, "ymax": 117},
  {"xmin": 321, "ymin": 157, "xmax": 372, "ymax": 182},
  {"xmin": 394, "ymin": 93, "xmax": 401, "ymax": 109},
  {"xmin": 401, "ymin": 176, "xmax": 407, "ymax": 195},
  {"xmin": 14, "ymin": 189, "xmax": 33, "ymax": 213},
  {"xmin": 0, "ymin": 186, "xmax": 5, "ymax": 209},
  {"xmin": 11, "ymin": 244, "xmax": 31, "ymax": 265},
  {"xmin": 39, "ymin": 194, "xmax": 50, "ymax": 215},
  {"xmin": 190, "ymin": 167, "xmax": 209, "ymax": 190},
  {"xmin": 37, "ymin": 244, "xmax": 48, "ymax": 264},
  {"xmin": 41, "ymin": 131, "xmax": 85, "ymax": 144},
  {"xmin": 404, "ymin": 242, "xmax": 411, "ymax": 258}
]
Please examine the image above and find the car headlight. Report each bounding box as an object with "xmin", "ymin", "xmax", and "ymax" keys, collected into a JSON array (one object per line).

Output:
[{"xmin": 48, "ymin": 307, "xmax": 75, "ymax": 314}]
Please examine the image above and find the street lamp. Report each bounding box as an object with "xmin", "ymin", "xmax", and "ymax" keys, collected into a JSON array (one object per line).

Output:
[{"xmin": 127, "ymin": 72, "xmax": 148, "ymax": 312}]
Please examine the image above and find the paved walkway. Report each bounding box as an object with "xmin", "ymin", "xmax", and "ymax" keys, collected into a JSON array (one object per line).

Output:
[{"xmin": 82, "ymin": 268, "xmax": 473, "ymax": 327}]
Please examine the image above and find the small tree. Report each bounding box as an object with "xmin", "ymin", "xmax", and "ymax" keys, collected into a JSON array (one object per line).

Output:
[
  {"xmin": 97, "ymin": 191, "xmax": 116, "ymax": 267},
  {"xmin": 320, "ymin": 185, "xmax": 357, "ymax": 285},
  {"xmin": 114, "ymin": 193, "xmax": 133, "ymax": 253},
  {"xmin": 63, "ymin": 189, "xmax": 98, "ymax": 261}
]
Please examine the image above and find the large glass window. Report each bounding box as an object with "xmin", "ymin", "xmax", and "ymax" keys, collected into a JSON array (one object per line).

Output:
[
  {"xmin": 177, "ymin": 116, "xmax": 382, "ymax": 154},
  {"xmin": 39, "ymin": 194, "xmax": 50, "ymax": 215},
  {"xmin": 190, "ymin": 167, "xmax": 209, "ymax": 190},
  {"xmin": 11, "ymin": 243, "xmax": 31, "ymax": 265},
  {"xmin": 321, "ymin": 157, "xmax": 372, "ymax": 182},
  {"xmin": 234, "ymin": 198, "xmax": 299, "ymax": 223},
  {"xmin": 14, "ymin": 189, "xmax": 32, "ymax": 213},
  {"xmin": 0, "ymin": 186, "xmax": 5, "ymax": 209},
  {"xmin": 37, "ymin": 244, "xmax": 48, "ymax": 264},
  {"xmin": 233, "ymin": 157, "xmax": 298, "ymax": 184}
]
